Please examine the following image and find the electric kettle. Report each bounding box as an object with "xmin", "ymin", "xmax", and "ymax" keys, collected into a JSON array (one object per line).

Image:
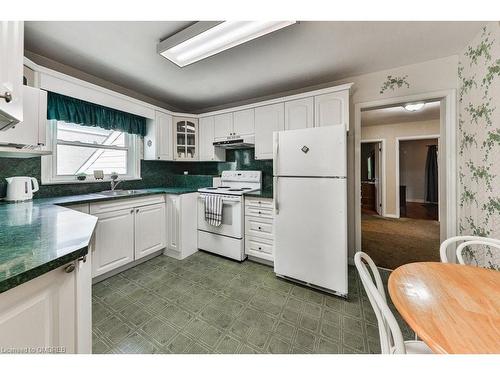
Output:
[{"xmin": 5, "ymin": 177, "xmax": 40, "ymax": 201}]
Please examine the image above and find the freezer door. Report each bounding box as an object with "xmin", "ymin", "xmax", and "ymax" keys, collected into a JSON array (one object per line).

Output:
[
  {"xmin": 274, "ymin": 124, "xmax": 346, "ymax": 177},
  {"xmin": 274, "ymin": 177, "xmax": 347, "ymax": 295}
]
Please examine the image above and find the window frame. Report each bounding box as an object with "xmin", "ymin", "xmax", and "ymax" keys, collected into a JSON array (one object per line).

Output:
[{"xmin": 41, "ymin": 120, "xmax": 142, "ymax": 185}]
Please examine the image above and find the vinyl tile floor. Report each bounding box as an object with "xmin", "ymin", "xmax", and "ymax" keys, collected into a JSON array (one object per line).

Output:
[{"xmin": 92, "ymin": 251, "xmax": 414, "ymax": 354}]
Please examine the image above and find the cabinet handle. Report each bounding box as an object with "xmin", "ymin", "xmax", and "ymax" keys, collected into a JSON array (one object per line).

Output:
[
  {"xmin": 0, "ymin": 91, "xmax": 12, "ymax": 103},
  {"xmin": 258, "ymin": 226, "xmax": 262, "ymax": 230},
  {"xmin": 136, "ymin": 209, "xmax": 139, "ymax": 213},
  {"xmin": 78, "ymin": 255, "xmax": 87, "ymax": 263},
  {"xmin": 258, "ymin": 247, "xmax": 262, "ymax": 250},
  {"xmin": 64, "ymin": 263, "xmax": 76, "ymax": 273},
  {"xmin": 130, "ymin": 209, "xmax": 134, "ymax": 214},
  {"xmin": 258, "ymin": 211, "xmax": 261, "ymax": 214}
]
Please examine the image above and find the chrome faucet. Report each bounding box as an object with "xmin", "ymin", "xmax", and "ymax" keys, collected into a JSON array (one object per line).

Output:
[{"xmin": 110, "ymin": 174, "xmax": 123, "ymax": 191}]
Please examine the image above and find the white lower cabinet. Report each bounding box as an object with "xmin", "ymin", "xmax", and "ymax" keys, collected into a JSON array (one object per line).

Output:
[
  {"xmin": 135, "ymin": 203, "xmax": 166, "ymax": 259},
  {"xmin": 0, "ymin": 258, "xmax": 91, "ymax": 353},
  {"xmin": 90, "ymin": 195, "xmax": 166, "ymax": 278},
  {"xmin": 92, "ymin": 208, "xmax": 135, "ymax": 277},
  {"xmin": 245, "ymin": 197, "xmax": 275, "ymax": 262},
  {"xmin": 164, "ymin": 193, "xmax": 198, "ymax": 260},
  {"xmin": 166, "ymin": 194, "xmax": 180, "ymax": 252}
]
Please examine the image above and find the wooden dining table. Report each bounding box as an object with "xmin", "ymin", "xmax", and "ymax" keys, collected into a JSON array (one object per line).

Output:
[{"xmin": 388, "ymin": 262, "xmax": 500, "ymax": 354}]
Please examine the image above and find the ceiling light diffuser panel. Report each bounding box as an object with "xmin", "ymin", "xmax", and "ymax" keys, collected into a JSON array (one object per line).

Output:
[{"xmin": 158, "ymin": 21, "xmax": 296, "ymax": 67}]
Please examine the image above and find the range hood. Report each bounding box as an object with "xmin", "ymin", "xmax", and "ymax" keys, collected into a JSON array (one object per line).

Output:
[{"xmin": 213, "ymin": 135, "xmax": 255, "ymax": 149}]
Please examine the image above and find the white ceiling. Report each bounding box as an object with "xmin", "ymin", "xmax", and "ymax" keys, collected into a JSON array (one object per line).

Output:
[
  {"xmin": 361, "ymin": 101, "xmax": 441, "ymax": 126},
  {"xmin": 24, "ymin": 21, "xmax": 484, "ymax": 112}
]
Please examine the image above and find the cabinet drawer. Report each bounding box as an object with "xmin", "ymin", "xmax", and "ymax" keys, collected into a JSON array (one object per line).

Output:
[
  {"xmin": 245, "ymin": 206, "xmax": 273, "ymax": 219},
  {"xmin": 245, "ymin": 216, "xmax": 274, "ymax": 240},
  {"xmin": 90, "ymin": 194, "xmax": 165, "ymax": 214},
  {"xmin": 245, "ymin": 197, "xmax": 273, "ymax": 209},
  {"xmin": 245, "ymin": 236, "xmax": 274, "ymax": 261}
]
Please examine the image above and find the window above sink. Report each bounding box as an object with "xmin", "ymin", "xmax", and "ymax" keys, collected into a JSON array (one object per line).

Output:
[{"xmin": 41, "ymin": 120, "xmax": 141, "ymax": 185}]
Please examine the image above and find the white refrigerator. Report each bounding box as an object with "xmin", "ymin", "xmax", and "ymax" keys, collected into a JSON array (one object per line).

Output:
[{"xmin": 273, "ymin": 124, "xmax": 348, "ymax": 297}]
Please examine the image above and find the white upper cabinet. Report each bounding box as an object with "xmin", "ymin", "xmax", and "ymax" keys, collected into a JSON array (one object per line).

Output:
[
  {"xmin": 314, "ymin": 90, "xmax": 349, "ymax": 128},
  {"xmin": 214, "ymin": 113, "xmax": 233, "ymax": 140},
  {"xmin": 254, "ymin": 103, "xmax": 284, "ymax": 160},
  {"xmin": 144, "ymin": 110, "xmax": 173, "ymax": 161},
  {"xmin": 0, "ymin": 21, "xmax": 24, "ymax": 129},
  {"xmin": 0, "ymin": 86, "xmax": 47, "ymax": 146},
  {"xmin": 285, "ymin": 97, "xmax": 314, "ymax": 131},
  {"xmin": 199, "ymin": 116, "xmax": 225, "ymax": 161},
  {"xmin": 174, "ymin": 117, "xmax": 198, "ymax": 160},
  {"xmin": 233, "ymin": 108, "xmax": 255, "ymax": 136},
  {"xmin": 156, "ymin": 111, "xmax": 173, "ymax": 160}
]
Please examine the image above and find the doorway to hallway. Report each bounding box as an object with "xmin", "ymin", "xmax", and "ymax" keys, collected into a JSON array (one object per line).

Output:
[{"xmin": 359, "ymin": 100, "xmax": 442, "ymax": 269}]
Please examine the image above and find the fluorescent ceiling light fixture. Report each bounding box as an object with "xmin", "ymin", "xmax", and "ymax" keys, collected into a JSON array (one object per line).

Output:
[
  {"xmin": 403, "ymin": 102, "xmax": 425, "ymax": 112},
  {"xmin": 158, "ymin": 21, "xmax": 296, "ymax": 67}
]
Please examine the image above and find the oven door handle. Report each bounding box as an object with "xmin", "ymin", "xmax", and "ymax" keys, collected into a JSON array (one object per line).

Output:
[{"xmin": 198, "ymin": 195, "xmax": 240, "ymax": 205}]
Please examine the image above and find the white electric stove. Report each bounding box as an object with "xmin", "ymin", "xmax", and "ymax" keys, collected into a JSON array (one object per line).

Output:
[{"xmin": 197, "ymin": 171, "xmax": 262, "ymax": 261}]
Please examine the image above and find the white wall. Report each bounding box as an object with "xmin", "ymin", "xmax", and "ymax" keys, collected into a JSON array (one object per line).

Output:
[
  {"xmin": 361, "ymin": 120, "xmax": 440, "ymax": 216},
  {"xmin": 338, "ymin": 55, "xmax": 459, "ymax": 260},
  {"xmin": 399, "ymin": 138, "xmax": 438, "ymax": 203}
]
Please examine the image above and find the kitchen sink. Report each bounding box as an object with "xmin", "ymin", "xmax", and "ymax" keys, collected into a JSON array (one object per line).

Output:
[{"xmin": 98, "ymin": 189, "xmax": 142, "ymax": 196}]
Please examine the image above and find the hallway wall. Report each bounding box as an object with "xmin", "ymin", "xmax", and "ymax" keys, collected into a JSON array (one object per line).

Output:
[
  {"xmin": 399, "ymin": 138, "xmax": 439, "ymax": 203},
  {"xmin": 361, "ymin": 119, "xmax": 440, "ymax": 217}
]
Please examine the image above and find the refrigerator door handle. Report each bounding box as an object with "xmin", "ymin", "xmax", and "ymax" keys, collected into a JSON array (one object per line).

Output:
[
  {"xmin": 274, "ymin": 176, "xmax": 279, "ymax": 214},
  {"xmin": 273, "ymin": 131, "xmax": 279, "ymax": 176}
]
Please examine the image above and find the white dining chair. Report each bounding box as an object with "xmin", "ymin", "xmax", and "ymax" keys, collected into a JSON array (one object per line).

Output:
[
  {"xmin": 439, "ymin": 235, "xmax": 500, "ymax": 263},
  {"xmin": 354, "ymin": 251, "xmax": 433, "ymax": 354},
  {"xmin": 455, "ymin": 239, "xmax": 500, "ymax": 266}
]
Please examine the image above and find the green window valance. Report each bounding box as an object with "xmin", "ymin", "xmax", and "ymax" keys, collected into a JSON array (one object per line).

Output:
[{"xmin": 47, "ymin": 91, "xmax": 147, "ymax": 136}]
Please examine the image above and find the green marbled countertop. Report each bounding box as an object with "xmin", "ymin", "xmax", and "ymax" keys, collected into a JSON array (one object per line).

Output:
[{"xmin": 0, "ymin": 187, "xmax": 197, "ymax": 294}]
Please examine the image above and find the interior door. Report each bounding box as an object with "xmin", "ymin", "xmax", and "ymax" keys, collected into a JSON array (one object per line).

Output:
[
  {"xmin": 375, "ymin": 142, "xmax": 383, "ymax": 215},
  {"xmin": 274, "ymin": 177, "xmax": 347, "ymax": 295},
  {"xmin": 275, "ymin": 124, "xmax": 346, "ymax": 177}
]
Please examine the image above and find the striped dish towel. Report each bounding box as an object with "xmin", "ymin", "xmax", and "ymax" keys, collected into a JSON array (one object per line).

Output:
[{"xmin": 204, "ymin": 194, "xmax": 223, "ymax": 226}]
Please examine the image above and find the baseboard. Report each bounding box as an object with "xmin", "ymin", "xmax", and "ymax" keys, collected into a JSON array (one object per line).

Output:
[
  {"xmin": 92, "ymin": 249, "xmax": 164, "ymax": 284},
  {"xmin": 406, "ymin": 199, "xmax": 425, "ymax": 203},
  {"xmin": 383, "ymin": 213, "xmax": 400, "ymax": 219},
  {"xmin": 247, "ymin": 255, "xmax": 274, "ymax": 267}
]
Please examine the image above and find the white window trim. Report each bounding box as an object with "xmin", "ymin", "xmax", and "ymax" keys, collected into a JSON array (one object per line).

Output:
[{"xmin": 41, "ymin": 120, "xmax": 142, "ymax": 185}]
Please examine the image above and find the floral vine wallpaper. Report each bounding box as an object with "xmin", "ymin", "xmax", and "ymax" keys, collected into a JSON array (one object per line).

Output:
[{"xmin": 458, "ymin": 22, "xmax": 500, "ymax": 269}]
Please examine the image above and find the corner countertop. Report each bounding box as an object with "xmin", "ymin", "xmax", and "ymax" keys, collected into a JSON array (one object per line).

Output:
[
  {"xmin": 244, "ymin": 190, "xmax": 274, "ymax": 199},
  {"xmin": 0, "ymin": 187, "xmax": 197, "ymax": 294}
]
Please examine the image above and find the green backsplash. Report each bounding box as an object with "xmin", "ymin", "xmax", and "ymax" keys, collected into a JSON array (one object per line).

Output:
[{"xmin": 0, "ymin": 148, "xmax": 273, "ymax": 198}]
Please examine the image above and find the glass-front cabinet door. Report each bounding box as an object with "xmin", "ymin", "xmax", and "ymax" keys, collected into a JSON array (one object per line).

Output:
[{"xmin": 173, "ymin": 117, "xmax": 198, "ymax": 160}]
